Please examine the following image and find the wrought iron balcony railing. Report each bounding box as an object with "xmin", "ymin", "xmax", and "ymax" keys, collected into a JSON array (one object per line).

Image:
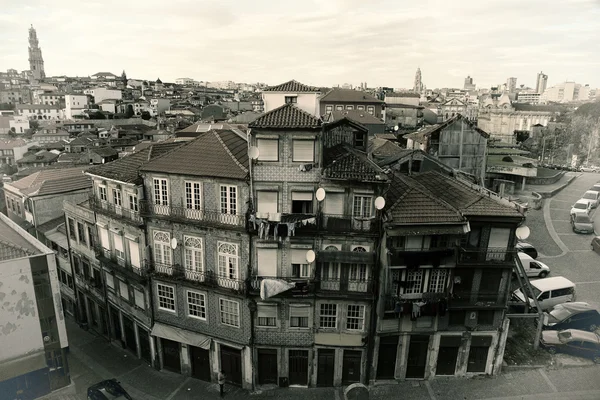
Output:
[
  {"xmin": 449, "ymin": 290, "xmax": 508, "ymax": 307},
  {"xmin": 140, "ymin": 201, "xmax": 245, "ymax": 228},
  {"xmin": 95, "ymin": 245, "xmax": 149, "ymax": 280},
  {"xmin": 249, "ymin": 275, "xmax": 315, "ymax": 297},
  {"xmin": 316, "ymin": 277, "xmax": 374, "ymax": 294},
  {"xmin": 320, "ymin": 213, "xmax": 379, "ymax": 234},
  {"xmin": 146, "ymin": 261, "xmax": 246, "ymax": 293},
  {"xmin": 89, "ymin": 196, "xmax": 142, "ymax": 224},
  {"xmin": 457, "ymin": 247, "xmax": 516, "ymax": 264}
]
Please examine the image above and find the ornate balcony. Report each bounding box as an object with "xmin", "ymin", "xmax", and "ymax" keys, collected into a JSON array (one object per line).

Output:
[
  {"xmin": 140, "ymin": 201, "xmax": 245, "ymax": 229},
  {"xmin": 249, "ymin": 275, "xmax": 315, "ymax": 297},
  {"xmin": 320, "ymin": 213, "xmax": 379, "ymax": 234},
  {"xmin": 147, "ymin": 261, "xmax": 246, "ymax": 293},
  {"xmin": 89, "ymin": 196, "xmax": 142, "ymax": 225},
  {"xmin": 315, "ymin": 277, "xmax": 374, "ymax": 295},
  {"xmin": 457, "ymin": 247, "xmax": 516, "ymax": 264},
  {"xmin": 94, "ymin": 245, "xmax": 149, "ymax": 281}
]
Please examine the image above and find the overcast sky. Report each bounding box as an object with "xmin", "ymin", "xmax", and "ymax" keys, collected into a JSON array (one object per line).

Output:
[{"xmin": 1, "ymin": 0, "xmax": 599, "ymax": 89}]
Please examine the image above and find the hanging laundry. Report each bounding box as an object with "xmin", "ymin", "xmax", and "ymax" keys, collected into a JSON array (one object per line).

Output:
[
  {"xmin": 273, "ymin": 223, "xmax": 279, "ymax": 240},
  {"xmin": 286, "ymin": 222, "xmax": 296, "ymax": 237}
]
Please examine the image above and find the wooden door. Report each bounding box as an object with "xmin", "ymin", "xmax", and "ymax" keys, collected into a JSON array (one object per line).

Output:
[
  {"xmin": 342, "ymin": 350, "xmax": 362, "ymax": 384},
  {"xmin": 436, "ymin": 346, "xmax": 459, "ymax": 375},
  {"xmin": 110, "ymin": 306, "xmax": 121, "ymax": 341},
  {"xmin": 138, "ymin": 328, "xmax": 152, "ymax": 364},
  {"xmin": 191, "ymin": 346, "xmax": 211, "ymax": 382},
  {"xmin": 406, "ymin": 335, "xmax": 429, "ymax": 379},
  {"xmin": 288, "ymin": 350, "xmax": 308, "ymax": 386},
  {"xmin": 316, "ymin": 349, "xmax": 335, "ymax": 387},
  {"xmin": 161, "ymin": 338, "xmax": 181, "ymax": 373},
  {"xmin": 257, "ymin": 349, "xmax": 278, "ymax": 385},
  {"xmin": 220, "ymin": 345, "xmax": 242, "ymax": 385},
  {"xmin": 376, "ymin": 336, "xmax": 398, "ymax": 379}
]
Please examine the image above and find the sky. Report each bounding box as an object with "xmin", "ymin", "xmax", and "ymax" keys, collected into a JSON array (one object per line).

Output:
[{"xmin": 1, "ymin": 0, "xmax": 599, "ymax": 90}]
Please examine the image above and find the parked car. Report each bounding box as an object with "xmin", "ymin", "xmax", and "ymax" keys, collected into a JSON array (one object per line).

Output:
[
  {"xmin": 581, "ymin": 166, "xmax": 599, "ymax": 173},
  {"xmin": 512, "ymin": 276, "xmax": 576, "ymax": 311},
  {"xmin": 516, "ymin": 242, "xmax": 538, "ymax": 259},
  {"xmin": 590, "ymin": 183, "xmax": 600, "ymax": 192},
  {"xmin": 517, "ymin": 252, "xmax": 550, "ymax": 278},
  {"xmin": 88, "ymin": 379, "xmax": 132, "ymax": 400},
  {"xmin": 580, "ymin": 190, "xmax": 600, "ymax": 208},
  {"xmin": 570, "ymin": 199, "xmax": 592, "ymax": 217},
  {"xmin": 540, "ymin": 329, "xmax": 600, "ymax": 363},
  {"xmin": 542, "ymin": 302, "xmax": 600, "ymax": 332},
  {"xmin": 571, "ymin": 213, "xmax": 595, "ymax": 234},
  {"xmin": 592, "ymin": 236, "xmax": 600, "ymax": 255}
]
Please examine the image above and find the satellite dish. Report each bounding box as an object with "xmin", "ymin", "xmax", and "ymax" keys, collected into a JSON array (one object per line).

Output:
[
  {"xmin": 306, "ymin": 250, "xmax": 316, "ymax": 263},
  {"xmin": 170, "ymin": 238, "xmax": 178, "ymax": 249},
  {"xmin": 394, "ymin": 125, "xmax": 399, "ymax": 132},
  {"xmin": 374, "ymin": 196, "xmax": 386, "ymax": 210},
  {"xmin": 515, "ymin": 225, "xmax": 530, "ymax": 240},
  {"xmin": 316, "ymin": 188, "xmax": 326, "ymax": 202},
  {"xmin": 248, "ymin": 146, "xmax": 259, "ymax": 160}
]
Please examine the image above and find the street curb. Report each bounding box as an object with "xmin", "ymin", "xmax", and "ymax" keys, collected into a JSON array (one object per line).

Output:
[{"xmin": 537, "ymin": 173, "xmax": 581, "ymax": 198}]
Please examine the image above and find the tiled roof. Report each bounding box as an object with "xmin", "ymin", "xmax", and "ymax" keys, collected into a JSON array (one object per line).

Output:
[
  {"xmin": 412, "ymin": 171, "xmax": 523, "ymax": 217},
  {"xmin": 90, "ymin": 146, "xmax": 118, "ymax": 157},
  {"xmin": 403, "ymin": 114, "xmax": 489, "ymax": 143},
  {"xmin": 328, "ymin": 110, "xmax": 384, "ymax": 125},
  {"xmin": 0, "ymin": 139, "xmax": 27, "ymax": 149},
  {"xmin": 86, "ymin": 142, "xmax": 184, "ymax": 184},
  {"xmin": 140, "ymin": 130, "xmax": 248, "ymax": 180},
  {"xmin": 68, "ymin": 137, "xmax": 93, "ymax": 146},
  {"xmin": 320, "ymin": 88, "xmax": 382, "ymax": 103},
  {"xmin": 0, "ymin": 216, "xmax": 40, "ymax": 260},
  {"xmin": 385, "ymin": 92, "xmax": 421, "ymax": 98},
  {"xmin": 9, "ymin": 167, "xmax": 91, "ymax": 196},
  {"xmin": 323, "ymin": 144, "xmax": 388, "ymax": 182},
  {"xmin": 368, "ymin": 139, "xmax": 412, "ymax": 162},
  {"xmin": 18, "ymin": 150, "xmax": 59, "ymax": 164},
  {"xmin": 249, "ymin": 104, "xmax": 321, "ymax": 129},
  {"xmin": 263, "ymin": 80, "xmax": 320, "ymax": 93},
  {"xmin": 512, "ymin": 104, "xmax": 565, "ymax": 113}
]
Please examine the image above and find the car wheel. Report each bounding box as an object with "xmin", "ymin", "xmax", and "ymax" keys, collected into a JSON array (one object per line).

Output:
[
  {"xmin": 593, "ymin": 356, "xmax": 600, "ymax": 364},
  {"xmin": 547, "ymin": 347, "xmax": 557, "ymax": 355},
  {"xmin": 590, "ymin": 324, "xmax": 598, "ymax": 332},
  {"xmin": 539, "ymin": 271, "xmax": 549, "ymax": 278}
]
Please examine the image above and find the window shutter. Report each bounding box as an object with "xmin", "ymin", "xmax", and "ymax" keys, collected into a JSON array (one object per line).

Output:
[
  {"xmin": 257, "ymin": 139, "xmax": 278, "ymax": 161},
  {"xmin": 291, "ymin": 192, "xmax": 313, "ymax": 201},
  {"xmin": 488, "ymin": 228, "xmax": 510, "ymax": 249},
  {"xmin": 119, "ymin": 280, "xmax": 129, "ymax": 300},
  {"xmin": 113, "ymin": 234, "xmax": 124, "ymax": 252},
  {"xmin": 105, "ymin": 273, "xmax": 114, "ymax": 288},
  {"xmin": 257, "ymin": 248, "xmax": 278, "ymax": 277},
  {"xmin": 134, "ymin": 289, "xmax": 145, "ymax": 309},
  {"xmin": 257, "ymin": 304, "xmax": 277, "ymax": 319},
  {"xmin": 98, "ymin": 227, "xmax": 110, "ymax": 250},
  {"xmin": 129, "ymin": 241, "xmax": 140, "ymax": 268},
  {"xmin": 290, "ymin": 305, "xmax": 310, "ymax": 318},
  {"xmin": 291, "ymin": 249, "xmax": 308, "ymax": 265},
  {"xmin": 257, "ymin": 191, "xmax": 278, "ymax": 214},
  {"xmin": 293, "ymin": 140, "xmax": 315, "ymax": 162},
  {"xmin": 323, "ymin": 193, "xmax": 344, "ymax": 214}
]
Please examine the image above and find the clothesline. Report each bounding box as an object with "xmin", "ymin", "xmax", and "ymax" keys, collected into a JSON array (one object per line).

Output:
[{"xmin": 249, "ymin": 214, "xmax": 317, "ymax": 241}]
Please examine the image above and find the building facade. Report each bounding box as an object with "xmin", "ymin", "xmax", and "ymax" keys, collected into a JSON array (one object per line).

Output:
[
  {"xmin": 262, "ymin": 80, "xmax": 321, "ymax": 117},
  {"xmin": 319, "ymin": 88, "xmax": 384, "ymax": 120}
]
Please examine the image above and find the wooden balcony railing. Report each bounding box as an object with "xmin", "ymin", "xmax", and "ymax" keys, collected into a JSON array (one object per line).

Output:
[
  {"xmin": 140, "ymin": 201, "xmax": 245, "ymax": 228},
  {"xmin": 147, "ymin": 261, "xmax": 246, "ymax": 293}
]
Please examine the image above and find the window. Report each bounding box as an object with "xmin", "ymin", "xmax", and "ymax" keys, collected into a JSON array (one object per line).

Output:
[
  {"xmin": 112, "ymin": 189, "xmax": 122, "ymax": 206},
  {"xmin": 346, "ymin": 305, "xmax": 365, "ymax": 330},
  {"xmin": 185, "ymin": 181, "xmax": 202, "ymax": 214},
  {"xmin": 219, "ymin": 298, "xmax": 240, "ymax": 327},
  {"xmin": 290, "ymin": 305, "xmax": 310, "ymax": 328},
  {"xmin": 349, "ymin": 264, "xmax": 368, "ymax": 281},
  {"xmin": 134, "ymin": 289, "xmax": 145, "ymax": 309},
  {"xmin": 291, "ymin": 249, "xmax": 310, "ymax": 278},
  {"xmin": 218, "ymin": 242, "xmax": 239, "ymax": 280},
  {"xmin": 319, "ymin": 303, "xmax": 338, "ymax": 328},
  {"xmin": 335, "ymin": 105, "xmax": 344, "ymax": 111},
  {"xmin": 113, "ymin": 233, "xmax": 124, "ymax": 260},
  {"xmin": 128, "ymin": 240, "xmax": 140, "ymax": 268},
  {"xmin": 98, "ymin": 226, "xmax": 110, "ymax": 250},
  {"xmin": 257, "ymin": 139, "xmax": 279, "ymax": 161},
  {"xmin": 292, "ymin": 140, "xmax": 315, "ymax": 162},
  {"xmin": 118, "ymin": 280, "xmax": 129, "ymax": 301},
  {"xmin": 257, "ymin": 191, "xmax": 278, "ymax": 214},
  {"xmin": 77, "ymin": 222, "xmax": 87, "ymax": 246},
  {"xmin": 128, "ymin": 194, "xmax": 138, "ymax": 211},
  {"xmin": 291, "ymin": 191, "xmax": 313, "ymax": 214},
  {"xmin": 157, "ymin": 283, "xmax": 175, "ymax": 312},
  {"xmin": 257, "ymin": 248, "xmax": 277, "ymax": 277},
  {"xmin": 257, "ymin": 304, "xmax": 277, "ymax": 327},
  {"xmin": 346, "ymin": 105, "xmax": 354, "ymax": 110},
  {"xmin": 184, "ymin": 236, "xmax": 203, "ymax": 272},
  {"xmin": 105, "ymin": 272, "xmax": 114, "ymax": 289},
  {"xmin": 153, "ymin": 231, "xmax": 172, "ymax": 264},
  {"xmin": 354, "ymin": 131, "xmax": 365, "ymax": 149},
  {"xmin": 187, "ymin": 291, "xmax": 206, "ymax": 320},
  {"xmin": 153, "ymin": 178, "xmax": 169, "ymax": 206},
  {"xmin": 87, "ymin": 226, "xmax": 95, "ymax": 248},
  {"xmin": 352, "ymin": 195, "xmax": 372, "ymax": 218},
  {"xmin": 428, "ymin": 269, "xmax": 448, "ymax": 293},
  {"xmin": 285, "ymin": 96, "xmax": 297, "ymax": 104},
  {"xmin": 322, "ymin": 192, "xmax": 344, "ymax": 214},
  {"xmin": 405, "ymin": 270, "xmax": 424, "ymax": 294},
  {"xmin": 357, "ymin": 105, "xmax": 365, "ymax": 110},
  {"xmin": 220, "ymin": 185, "xmax": 237, "ymax": 215},
  {"xmin": 367, "ymin": 106, "xmax": 375, "ymax": 115},
  {"xmin": 325, "ymin": 105, "xmax": 333, "ymax": 113}
]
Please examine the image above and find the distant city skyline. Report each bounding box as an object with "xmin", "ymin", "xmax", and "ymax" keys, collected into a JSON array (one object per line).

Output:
[{"xmin": 1, "ymin": 0, "xmax": 599, "ymax": 89}]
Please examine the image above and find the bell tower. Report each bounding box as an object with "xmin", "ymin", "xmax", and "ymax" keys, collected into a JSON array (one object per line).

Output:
[{"xmin": 28, "ymin": 25, "xmax": 45, "ymax": 81}]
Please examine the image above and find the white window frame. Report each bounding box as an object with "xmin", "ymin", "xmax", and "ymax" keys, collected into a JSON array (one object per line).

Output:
[
  {"xmin": 153, "ymin": 231, "xmax": 172, "ymax": 265},
  {"xmin": 257, "ymin": 304, "xmax": 278, "ymax": 328},
  {"xmin": 118, "ymin": 279, "xmax": 129, "ymax": 301},
  {"xmin": 128, "ymin": 193, "xmax": 138, "ymax": 212},
  {"xmin": 289, "ymin": 304, "xmax": 310, "ymax": 329},
  {"xmin": 346, "ymin": 304, "xmax": 365, "ymax": 331},
  {"xmin": 346, "ymin": 105, "xmax": 354, "ymax": 110},
  {"xmin": 105, "ymin": 272, "xmax": 114, "ymax": 289},
  {"xmin": 404, "ymin": 270, "xmax": 424, "ymax": 294},
  {"xmin": 319, "ymin": 303, "xmax": 338, "ymax": 329},
  {"xmin": 153, "ymin": 178, "xmax": 169, "ymax": 206},
  {"xmin": 134, "ymin": 288, "xmax": 145, "ymax": 309},
  {"xmin": 257, "ymin": 139, "xmax": 279, "ymax": 161},
  {"xmin": 353, "ymin": 195, "xmax": 373, "ymax": 218},
  {"xmin": 220, "ymin": 185, "xmax": 237, "ymax": 215},
  {"xmin": 428, "ymin": 269, "xmax": 448, "ymax": 293},
  {"xmin": 185, "ymin": 181, "xmax": 203, "ymax": 216},
  {"xmin": 184, "ymin": 236, "xmax": 204, "ymax": 273},
  {"xmin": 219, "ymin": 298, "xmax": 240, "ymax": 327},
  {"xmin": 157, "ymin": 283, "xmax": 176, "ymax": 312},
  {"xmin": 186, "ymin": 290, "xmax": 207, "ymax": 320},
  {"xmin": 367, "ymin": 106, "xmax": 375, "ymax": 115},
  {"xmin": 218, "ymin": 242, "xmax": 239, "ymax": 280},
  {"xmin": 292, "ymin": 140, "xmax": 315, "ymax": 162},
  {"xmin": 98, "ymin": 185, "xmax": 107, "ymax": 202},
  {"xmin": 325, "ymin": 105, "xmax": 333, "ymax": 113},
  {"xmin": 112, "ymin": 188, "xmax": 122, "ymax": 207}
]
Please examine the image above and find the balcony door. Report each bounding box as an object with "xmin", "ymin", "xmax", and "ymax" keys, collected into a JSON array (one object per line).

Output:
[
  {"xmin": 218, "ymin": 242, "xmax": 240, "ymax": 290},
  {"xmin": 153, "ymin": 178, "xmax": 169, "ymax": 215},
  {"xmin": 153, "ymin": 231, "xmax": 173, "ymax": 274},
  {"xmin": 185, "ymin": 181, "xmax": 203, "ymax": 220},
  {"xmin": 220, "ymin": 185, "xmax": 238, "ymax": 225}
]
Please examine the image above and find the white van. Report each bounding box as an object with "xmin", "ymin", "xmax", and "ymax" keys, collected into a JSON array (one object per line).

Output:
[
  {"xmin": 517, "ymin": 252, "xmax": 550, "ymax": 278},
  {"xmin": 512, "ymin": 276, "xmax": 576, "ymax": 311}
]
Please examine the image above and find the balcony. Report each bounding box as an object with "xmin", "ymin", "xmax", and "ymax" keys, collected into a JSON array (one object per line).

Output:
[
  {"xmin": 449, "ymin": 290, "xmax": 508, "ymax": 308},
  {"xmin": 95, "ymin": 247, "xmax": 149, "ymax": 282},
  {"xmin": 147, "ymin": 261, "xmax": 246, "ymax": 294},
  {"xmin": 320, "ymin": 213, "xmax": 379, "ymax": 234},
  {"xmin": 388, "ymin": 247, "xmax": 456, "ymax": 267},
  {"xmin": 89, "ymin": 196, "xmax": 142, "ymax": 225},
  {"xmin": 75, "ymin": 273, "xmax": 104, "ymax": 299},
  {"xmin": 249, "ymin": 275, "xmax": 315, "ymax": 297},
  {"xmin": 316, "ymin": 277, "xmax": 374, "ymax": 295},
  {"xmin": 458, "ymin": 247, "xmax": 516, "ymax": 264},
  {"xmin": 140, "ymin": 201, "xmax": 245, "ymax": 229}
]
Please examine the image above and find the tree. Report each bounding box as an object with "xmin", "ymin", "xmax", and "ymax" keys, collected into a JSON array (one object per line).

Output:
[
  {"xmin": 121, "ymin": 70, "xmax": 127, "ymax": 86},
  {"xmin": 125, "ymin": 104, "xmax": 134, "ymax": 118},
  {"xmin": 140, "ymin": 111, "xmax": 151, "ymax": 120}
]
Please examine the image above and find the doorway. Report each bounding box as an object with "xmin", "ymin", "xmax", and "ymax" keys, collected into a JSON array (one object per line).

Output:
[
  {"xmin": 191, "ymin": 346, "xmax": 211, "ymax": 382},
  {"xmin": 110, "ymin": 306, "xmax": 121, "ymax": 341},
  {"xmin": 406, "ymin": 335, "xmax": 429, "ymax": 379},
  {"xmin": 342, "ymin": 350, "xmax": 362, "ymax": 384},
  {"xmin": 376, "ymin": 336, "xmax": 398, "ymax": 379},
  {"xmin": 467, "ymin": 336, "xmax": 492, "ymax": 373},
  {"xmin": 161, "ymin": 338, "xmax": 181, "ymax": 373},
  {"xmin": 122, "ymin": 316, "xmax": 137, "ymax": 353},
  {"xmin": 138, "ymin": 328, "xmax": 151, "ymax": 364},
  {"xmin": 288, "ymin": 350, "xmax": 308, "ymax": 386},
  {"xmin": 436, "ymin": 336, "xmax": 461, "ymax": 376},
  {"xmin": 316, "ymin": 349, "xmax": 335, "ymax": 387},
  {"xmin": 220, "ymin": 345, "xmax": 242, "ymax": 385},
  {"xmin": 257, "ymin": 349, "xmax": 278, "ymax": 385}
]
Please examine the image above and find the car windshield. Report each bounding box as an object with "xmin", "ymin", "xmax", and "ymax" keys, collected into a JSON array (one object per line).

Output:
[
  {"xmin": 532, "ymin": 287, "xmax": 542, "ymax": 298},
  {"xmin": 575, "ymin": 214, "xmax": 591, "ymax": 223},
  {"xmin": 574, "ymin": 203, "xmax": 587, "ymax": 209},
  {"xmin": 557, "ymin": 331, "xmax": 572, "ymax": 342},
  {"xmin": 583, "ymin": 193, "xmax": 597, "ymax": 200},
  {"xmin": 550, "ymin": 308, "xmax": 573, "ymax": 321}
]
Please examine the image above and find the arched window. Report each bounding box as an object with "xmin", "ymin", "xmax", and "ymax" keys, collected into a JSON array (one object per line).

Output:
[
  {"xmin": 352, "ymin": 246, "xmax": 367, "ymax": 252},
  {"xmin": 218, "ymin": 242, "xmax": 238, "ymax": 279},
  {"xmin": 184, "ymin": 236, "xmax": 203, "ymax": 272},
  {"xmin": 153, "ymin": 231, "xmax": 171, "ymax": 264},
  {"xmin": 324, "ymin": 245, "xmax": 339, "ymax": 251}
]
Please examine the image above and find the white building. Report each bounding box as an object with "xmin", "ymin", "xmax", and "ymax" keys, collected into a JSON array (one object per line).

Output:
[
  {"xmin": 37, "ymin": 93, "xmax": 64, "ymax": 106},
  {"xmin": 541, "ymin": 82, "xmax": 590, "ymax": 103},
  {"xmin": 84, "ymin": 87, "xmax": 122, "ymax": 104},
  {"xmin": 64, "ymin": 94, "xmax": 89, "ymax": 119},
  {"xmin": 516, "ymin": 91, "xmax": 542, "ymax": 104},
  {"xmin": 150, "ymin": 98, "xmax": 171, "ymax": 115},
  {"xmin": 175, "ymin": 78, "xmax": 194, "ymax": 85},
  {"xmin": 16, "ymin": 104, "xmax": 63, "ymax": 120},
  {"xmin": 262, "ymin": 79, "xmax": 321, "ymax": 117}
]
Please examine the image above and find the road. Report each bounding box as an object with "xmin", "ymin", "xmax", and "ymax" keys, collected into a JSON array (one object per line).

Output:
[{"xmin": 528, "ymin": 172, "xmax": 600, "ymax": 309}]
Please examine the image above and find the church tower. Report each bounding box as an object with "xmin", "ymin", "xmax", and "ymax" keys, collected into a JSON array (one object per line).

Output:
[
  {"xmin": 413, "ymin": 67, "xmax": 423, "ymax": 93},
  {"xmin": 28, "ymin": 25, "xmax": 45, "ymax": 80}
]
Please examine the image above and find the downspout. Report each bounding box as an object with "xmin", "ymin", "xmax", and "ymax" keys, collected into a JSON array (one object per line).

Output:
[{"xmin": 246, "ymin": 127, "xmax": 256, "ymax": 390}]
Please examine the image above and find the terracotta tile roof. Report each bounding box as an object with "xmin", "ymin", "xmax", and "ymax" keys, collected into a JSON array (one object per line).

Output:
[
  {"xmin": 249, "ymin": 104, "xmax": 321, "ymax": 129},
  {"xmin": 327, "ymin": 110, "xmax": 384, "ymax": 125},
  {"xmin": 403, "ymin": 114, "xmax": 489, "ymax": 143},
  {"xmin": 323, "ymin": 144, "xmax": 388, "ymax": 182},
  {"xmin": 18, "ymin": 150, "xmax": 59, "ymax": 164},
  {"xmin": 0, "ymin": 139, "xmax": 28, "ymax": 149},
  {"xmin": 263, "ymin": 80, "xmax": 320, "ymax": 93},
  {"xmin": 385, "ymin": 92, "xmax": 421, "ymax": 98},
  {"xmin": 86, "ymin": 142, "xmax": 184, "ymax": 184},
  {"xmin": 90, "ymin": 146, "xmax": 118, "ymax": 157},
  {"xmin": 9, "ymin": 167, "xmax": 91, "ymax": 197},
  {"xmin": 140, "ymin": 130, "xmax": 248, "ymax": 180},
  {"xmin": 320, "ymin": 88, "xmax": 382, "ymax": 103}
]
